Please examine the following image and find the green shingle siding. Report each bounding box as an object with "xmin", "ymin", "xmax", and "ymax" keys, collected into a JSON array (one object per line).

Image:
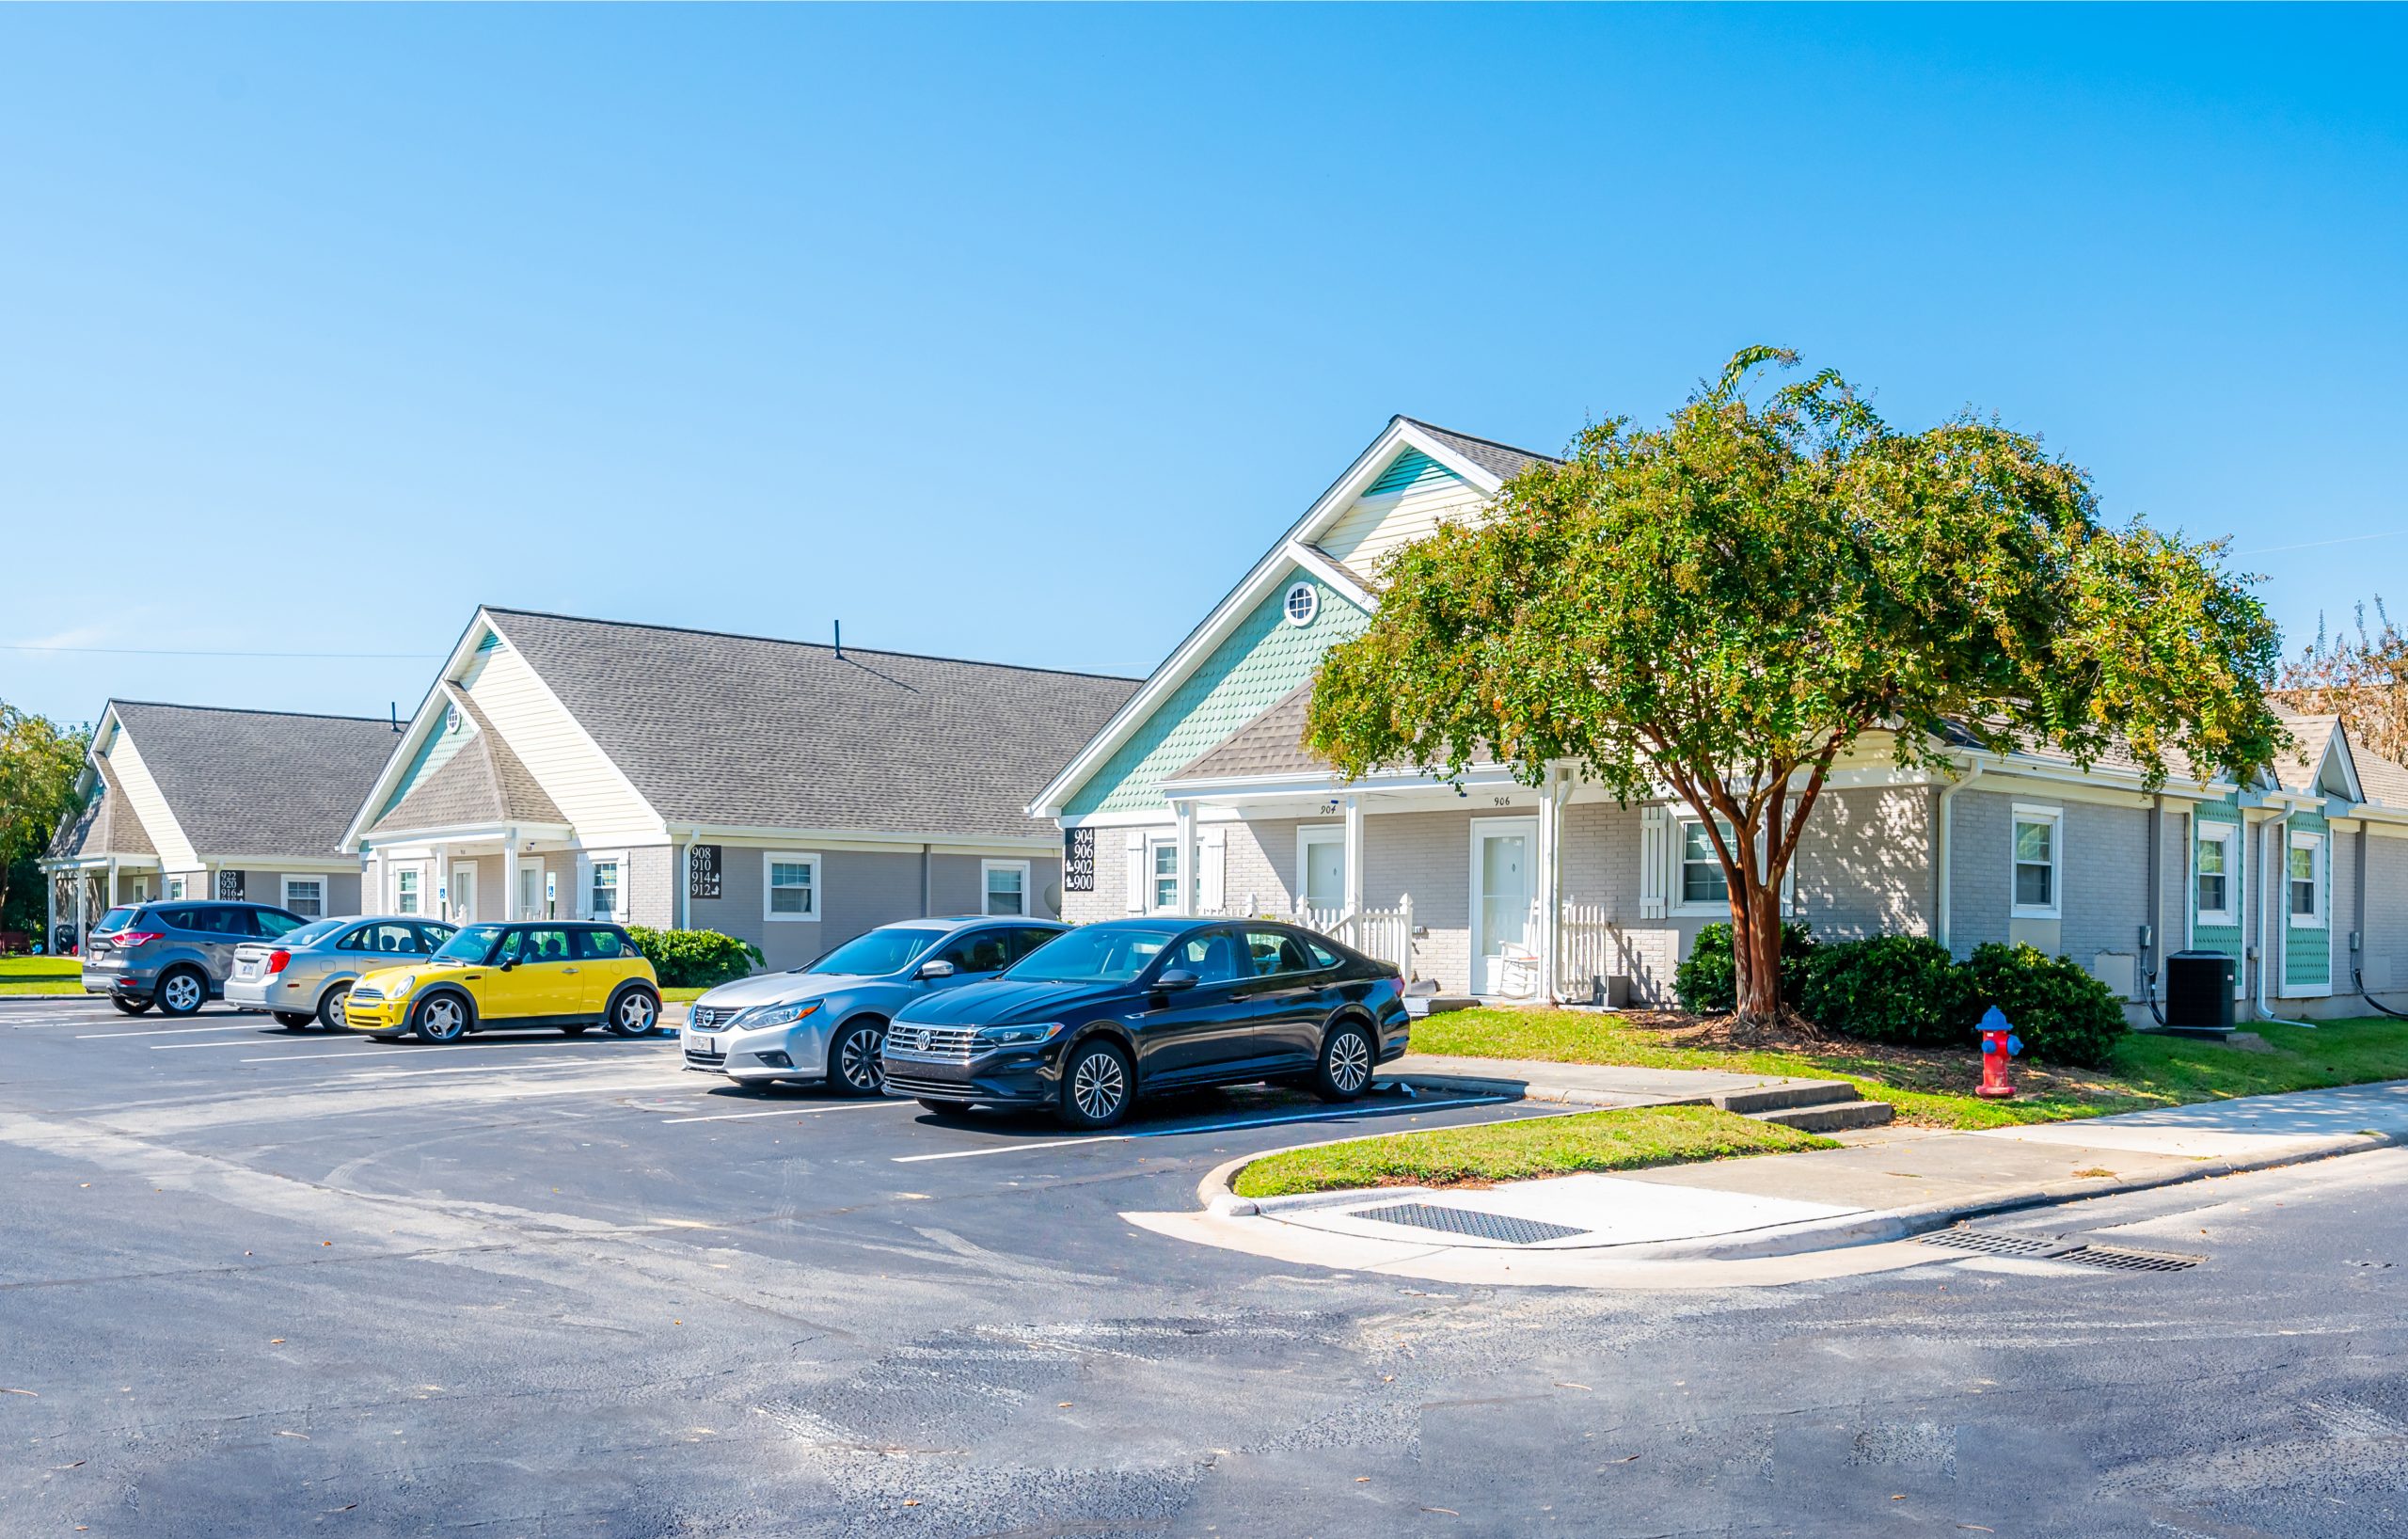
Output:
[
  {"xmin": 1364, "ymin": 449, "xmax": 1452, "ymax": 498},
  {"xmin": 2191, "ymin": 796, "xmax": 2245, "ymax": 976},
  {"xmin": 2284, "ymin": 806, "xmax": 2332, "ymax": 990},
  {"xmin": 1063, "ymin": 570, "xmax": 1369, "ymax": 817}
]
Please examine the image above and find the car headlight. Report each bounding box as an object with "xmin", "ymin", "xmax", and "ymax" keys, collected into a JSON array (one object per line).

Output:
[
  {"xmin": 974, "ymin": 1021, "xmax": 1064, "ymax": 1047},
  {"xmin": 389, "ymin": 976, "xmax": 417, "ymax": 996},
  {"xmin": 733, "ymin": 999, "xmax": 822, "ymax": 1029}
]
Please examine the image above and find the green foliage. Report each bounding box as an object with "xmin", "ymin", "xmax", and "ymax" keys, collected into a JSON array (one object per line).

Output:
[
  {"xmin": 0, "ymin": 706, "xmax": 93, "ymax": 935},
  {"xmin": 1306, "ymin": 346, "xmax": 2286, "ymax": 1022},
  {"xmin": 1799, "ymin": 934, "xmax": 1977, "ymax": 1047},
  {"xmin": 1962, "ymin": 942, "xmax": 2129, "ymax": 1069},
  {"xmin": 625, "ymin": 926, "xmax": 764, "ymax": 989},
  {"xmin": 1674, "ymin": 920, "xmax": 1818, "ymax": 1015}
]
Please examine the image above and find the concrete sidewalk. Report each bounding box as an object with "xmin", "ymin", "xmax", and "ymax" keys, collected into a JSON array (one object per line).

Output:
[
  {"xmin": 1381, "ymin": 1051, "xmax": 1819, "ymax": 1107},
  {"xmin": 1135, "ymin": 1075, "xmax": 2408, "ymax": 1286}
]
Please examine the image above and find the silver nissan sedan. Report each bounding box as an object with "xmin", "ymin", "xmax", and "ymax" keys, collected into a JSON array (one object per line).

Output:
[{"xmin": 226, "ymin": 914, "xmax": 459, "ymax": 1030}]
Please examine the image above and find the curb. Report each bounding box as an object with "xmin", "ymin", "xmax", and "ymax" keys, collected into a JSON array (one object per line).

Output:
[{"xmin": 1197, "ymin": 1120, "xmax": 2408, "ymax": 1257}]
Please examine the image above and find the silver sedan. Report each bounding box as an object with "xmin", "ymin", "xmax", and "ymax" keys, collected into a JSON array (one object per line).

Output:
[{"xmin": 225, "ymin": 915, "xmax": 459, "ymax": 1030}]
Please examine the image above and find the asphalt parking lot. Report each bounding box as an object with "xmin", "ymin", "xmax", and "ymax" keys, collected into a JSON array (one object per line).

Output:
[{"xmin": 7, "ymin": 994, "xmax": 2407, "ymax": 1538}]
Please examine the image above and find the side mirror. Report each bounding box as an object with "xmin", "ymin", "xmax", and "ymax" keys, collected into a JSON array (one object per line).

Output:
[
  {"xmin": 1154, "ymin": 968, "xmax": 1201, "ymax": 992},
  {"xmin": 498, "ymin": 957, "xmax": 516, "ymax": 972},
  {"xmin": 916, "ymin": 959, "xmax": 956, "ymax": 980}
]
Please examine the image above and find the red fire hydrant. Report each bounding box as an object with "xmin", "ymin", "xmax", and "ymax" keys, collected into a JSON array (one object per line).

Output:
[{"xmin": 1976, "ymin": 1005, "xmax": 2021, "ymax": 1100}]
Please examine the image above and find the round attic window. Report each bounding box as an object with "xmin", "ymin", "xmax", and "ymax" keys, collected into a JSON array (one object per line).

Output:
[{"xmin": 1283, "ymin": 581, "xmax": 1319, "ymax": 627}]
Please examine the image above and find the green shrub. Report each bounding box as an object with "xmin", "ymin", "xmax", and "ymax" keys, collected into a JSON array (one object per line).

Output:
[
  {"xmin": 625, "ymin": 926, "xmax": 765, "ymax": 990},
  {"xmin": 1673, "ymin": 921, "xmax": 1817, "ymax": 1015},
  {"xmin": 1799, "ymin": 934, "xmax": 1977, "ymax": 1047},
  {"xmin": 1962, "ymin": 942, "xmax": 2128, "ymax": 1068}
]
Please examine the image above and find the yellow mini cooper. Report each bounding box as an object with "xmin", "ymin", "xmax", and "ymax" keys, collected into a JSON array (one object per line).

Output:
[{"xmin": 344, "ymin": 921, "xmax": 662, "ymax": 1043}]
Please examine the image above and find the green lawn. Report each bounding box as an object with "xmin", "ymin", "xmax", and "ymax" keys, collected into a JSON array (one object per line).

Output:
[
  {"xmin": 1232, "ymin": 1103, "xmax": 1835, "ymax": 1198},
  {"xmin": 0, "ymin": 956, "xmax": 82, "ymax": 995},
  {"xmin": 660, "ymin": 987, "xmax": 709, "ymax": 1004},
  {"xmin": 1414, "ymin": 1006, "xmax": 2408, "ymax": 1131}
]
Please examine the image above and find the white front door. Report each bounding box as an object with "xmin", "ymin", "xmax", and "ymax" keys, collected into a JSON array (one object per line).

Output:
[
  {"xmin": 1470, "ymin": 818, "xmax": 1537, "ymax": 995},
  {"xmin": 1300, "ymin": 828, "xmax": 1345, "ymax": 914},
  {"xmin": 517, "ymin": 861, "xmax": 546, "ymax": 921},
  {"xmin": 451, "ymin": 865, "xmax": 477, "ymax": 924}
]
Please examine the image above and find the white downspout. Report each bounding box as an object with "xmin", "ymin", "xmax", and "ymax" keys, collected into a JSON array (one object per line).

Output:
[
  {"xmin": 2257, "ymin": 803, "xmax": 2315, "ymax": 1028},
  {"xmin": 1935, "ymin": 762, "xmax": 1985, "ymax": 956}
]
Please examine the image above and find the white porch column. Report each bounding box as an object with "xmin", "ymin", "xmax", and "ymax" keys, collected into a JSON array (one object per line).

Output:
[
  {"xmin": 43, "ymin": 868, "xmax": 56, "ymax": 955},
  {"xmin": 1174, "ymin": 801, "xmax": 1197, "ymax": 917},
  {"xmin": 434, "ymin": 846, "xmax": 452, "ymax": 924},
  {"xmin": 73, "ymin": 869, "xmax": 87, "ymax": 953},
  {"xmin": 1342, "ymin": 794, "xmax": 1365, "ymax": 915},
  {"xmin": 502, "ymin": 834, "xmax": 521, "ymax": 922},
  {"xmin": 1536, "ymin": 770, "xmax": 1561, "ymax": 1002}
]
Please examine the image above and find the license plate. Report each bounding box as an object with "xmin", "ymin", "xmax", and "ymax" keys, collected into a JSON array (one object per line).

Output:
[{"xmin": 235, "ymin": 962, "xmax": 260, "ymax": 979}]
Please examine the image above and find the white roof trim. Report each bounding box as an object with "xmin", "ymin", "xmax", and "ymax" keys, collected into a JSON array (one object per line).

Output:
[
  {"xmin": 1025, "ymin": 417, "xmax": 1517, "ymax": 817},
  {"xmin": 1284, "ymin": 541, "xmax": 1377, "ymax": 612},
  {"xmin": 2317, "ymin": 722, "xmax": 2366, "ymax": 802},
  {"xmin": 340, "ymin": 613, "xmax": 496, "ymax": 852}
]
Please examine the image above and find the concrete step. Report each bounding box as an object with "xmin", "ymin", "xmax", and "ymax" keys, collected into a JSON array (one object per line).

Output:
[
  {"xmin": 1712, "ymin": 1080, "xmax": 1858, "ymax": 1115},
  {"xmin": 1749, "ymin": 1099, "xmax": 1896, "ymax": 1134}
]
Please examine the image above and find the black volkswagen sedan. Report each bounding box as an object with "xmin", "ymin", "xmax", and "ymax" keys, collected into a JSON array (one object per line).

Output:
[{"xmin": 879, "ymin": 918, "xmax": 1410, "ymax": 1129}]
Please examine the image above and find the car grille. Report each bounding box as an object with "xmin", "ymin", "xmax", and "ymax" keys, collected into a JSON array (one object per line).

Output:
[
  {"xmin": 684, "ymin": 1045, "xmax": 726, "ymax": 1067},
  {"xmin": 883, "ymin": 1023, "xmax": 979, "ymax": 1060},
  {"xmin": 688, "ymin": 1006, "xmax": 738, "ymax": 1030},
  {"xmin": 349, "ymin": 987, "xmax": 384, "ymax": 1005}
]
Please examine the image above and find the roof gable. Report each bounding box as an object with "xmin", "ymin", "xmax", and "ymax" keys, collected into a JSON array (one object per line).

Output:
[
  {"xmin": 109, "ymin": 702, "xmax": 399, "ymax": 862},
  {"xmin": 367, "ymin": 691, "xmax": 566, "ymax": 837},
  {"xmin": 47, "ymin": 757, "xmax": 158, "ymax": 862}
]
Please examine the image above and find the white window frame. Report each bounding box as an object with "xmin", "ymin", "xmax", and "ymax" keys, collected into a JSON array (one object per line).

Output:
[
  {"xmin": 2194, "ymin": 821, "xmax": 2239, "ymax": 928},
  {"xmin": 2288, "ymin": 829, "xmax": 2326, "ymax": 928},
  {"xmin": 395, "ymin": 868, "xmax": 421, "ymax": 915},
  {"xmin": 1281, "ymin": 580, "xmax": 1320, "ymax": 628},
  {"xmin": 166, "ymin": 876, "xmax": 188, "ymax": 902},
  {"xmin": 280, "ymin": 875, "xmax": 327, "ymax": 919},
  {"xmin": 1670, "ymin": 816, "xmax": 1734, "ymax": 916},
  {"xmin": 1296, "ymin": 824, "xmax": 1345, "ymax": 912},
  {"xmin": 980, "ymin": 859, "xmax": 1032, "ymax": 917},
  {"xmin": 1145, "ymin": 834, "xmax": 1183, "ymax": 914},
  {"xmin": 2010, "ymin": 803, "xmax": 2063, "ymax": 920},
  {"xmin": 586, "ymin": 854, "xmax": 624, "ymax": 923},
  {"xmin": 763, "ymin": 851, "xmax": 821, "ymax": 923}
]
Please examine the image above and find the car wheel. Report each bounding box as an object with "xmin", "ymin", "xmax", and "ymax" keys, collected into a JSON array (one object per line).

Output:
[
  {"xmin": 560, "ymin": 1022, "xmax": 592, "ymax": 1036},
  {"xmin": 1056, "ymin": 1039, "xmax": 1133, "ymax": 1130},
  {"xmin": 156, "ymin": 967, "xmax": 207, "ymax": 1018},
  {"xmin": 274, "ymin": 1011, "xmax": 315, "ymax": 1030},
  {"xmin": 915, "ymin": 1097, "xmax": 974, "ymax": 1117},
  {"xmin": 605, "ymin": 985, "xmax": 660, "ymax": 1038},
  {"xmin": 1313, "ymin": 1020, "xmax": 1376, "ymax": 1103},
  {"xmin": 110, "ymin": 995, "xmax": 150, "ymax": 1016},
  {"xmin": 827, "ymin": 1019, "xmax": 886, "ymax": 1097},
  {"xmin": 316, "ymin": 984, "xmax": 351, "ymax": 1032},
  {"xmin": 411, "ymin": 992, "xmax": 470, "ymax": 1044}
]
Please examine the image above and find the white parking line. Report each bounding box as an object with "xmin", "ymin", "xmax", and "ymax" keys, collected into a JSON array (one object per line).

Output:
[
  {"xmin": 662, "ymin": 1100, "xmax": 917, "ymax": 1125},
  {"xmin": 887, "ymin": 1095, "xmax": 1514, "ymax": 1163},
  {"xmin": 77, "ymin": 1022, "xmax": 277, "ymax": 1039}
]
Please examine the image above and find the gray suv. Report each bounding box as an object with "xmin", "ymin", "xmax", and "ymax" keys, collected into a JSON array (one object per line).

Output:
[{"xmin": 83, "ymin": 901, "xmax": 309, "ymax": 1017}]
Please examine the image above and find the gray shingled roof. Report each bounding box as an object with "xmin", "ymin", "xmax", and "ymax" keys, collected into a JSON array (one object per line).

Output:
[
  {"xmin": 483, "ymin": 609, "xmax": 1140, "ymax": 841},
  {"xmin": 1167, "ymin": 682, "xmax": 1496, "ymax": 785},
  {"xmin": 46, "ymin": 759, "xmax": 156, "ymax": 861},
  {"xmin": 1400, "ymin": 418, "xmax": 1557, "ymax": 484},
  {"xmin": 110, "ymin": 702, "xmax": 401, "ymax": 861},
  {"xmin": 367, "ymin": 693, "xmax": 564, "ymax": 836}
]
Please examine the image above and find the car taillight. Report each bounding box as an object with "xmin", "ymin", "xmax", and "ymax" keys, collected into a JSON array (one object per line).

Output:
[
  {"xmin": 114, "ymin": 931, "xmax": 164, "ymax": 947},
  {"xmin": 267, "ymin": 950, "xmax": 293, "ymax": 975}
]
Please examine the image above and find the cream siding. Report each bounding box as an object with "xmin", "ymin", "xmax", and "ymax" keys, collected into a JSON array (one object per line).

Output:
[
  {"xmin": 1316, "ymin": 468, "xmax": 1495, "ymax": 577},
  {"xmin": 459, "ymin": 637, "xmax": 662, "ymax": 844},
  {"xmin": 105, "ymin": 730, "xmax": 198, "ymax": 870}
]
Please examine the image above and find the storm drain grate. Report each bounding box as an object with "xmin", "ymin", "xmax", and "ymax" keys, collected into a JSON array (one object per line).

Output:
[
  {"xmin": 2059, "ymin": 1245, "xmax": 2201, "ymax": 1274},
  {"xmin": 1919, "ymin": 1228, "xmax": 2067, "ymax": 1258},
  {"xmin": 1354, "ymin": 1203, "xmax": 1591, "ymax": 1245}
]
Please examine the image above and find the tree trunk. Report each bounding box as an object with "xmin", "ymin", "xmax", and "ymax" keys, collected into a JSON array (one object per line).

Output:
[{"xmin": 1731, "ymin": 879, "xmax": 1786, "ymax": 1026}]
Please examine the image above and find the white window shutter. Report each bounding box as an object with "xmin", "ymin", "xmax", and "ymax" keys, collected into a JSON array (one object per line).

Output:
[
  {"xmin": 573, "ymin": 854, "xmax": 594, "ymax": 921},
  {"xmin": 1124, "ymin": 833, "xmax": 1146, "ymax": 914},
  {"xmin": 1199, "ymin": 827, "xmax": 1227, "ymax": 913},
  {"xmin": 1639, "ymin": 805, "xmax": 1668, "ymax": 920}
]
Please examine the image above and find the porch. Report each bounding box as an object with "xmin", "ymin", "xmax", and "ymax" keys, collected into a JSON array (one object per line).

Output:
[{"xmin": 361, "ymin": 823, "xmax": 578, "ymax": 927}]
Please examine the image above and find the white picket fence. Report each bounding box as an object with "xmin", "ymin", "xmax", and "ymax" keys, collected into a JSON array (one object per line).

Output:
[
  {"xmin": 1191, "ymin": 893, "xmax": 1418, "ymax": 980},
  {"xmin": 1556, "ymin": 897, "xmax": 1617, "ymax": 1002}
]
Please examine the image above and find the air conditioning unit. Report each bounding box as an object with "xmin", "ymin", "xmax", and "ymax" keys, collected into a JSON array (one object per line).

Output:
[{"xmin": 2164, "ymin": 950, "xmax": 2237, "ymax": 1037}]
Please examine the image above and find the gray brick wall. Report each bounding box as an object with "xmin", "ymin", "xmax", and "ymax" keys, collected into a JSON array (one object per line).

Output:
[
  {"xmin": 2363, "ymin": 832, "xmax": 2408, "ymax": 993},
  {"xmin": 1060, "ymin": 825, "xmax": 1168, "ymax": 925},
  {"xmin": 627, "ymin": 844, "xmax": 677, "ymax": 929},
  {"xmin": 1791, "ymin": 786, "xmax": 1934, "ymax": 942}
]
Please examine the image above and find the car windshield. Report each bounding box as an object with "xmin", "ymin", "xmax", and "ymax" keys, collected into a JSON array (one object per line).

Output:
[
  {"xmin": 280, "ymin": 919, "xmax": 349, "ymax": 947},
  {"xmin": 801, "ymin": 927, "xmax": 949, "ymax": 976},
  {"xmin": 1001, "ymin": 924, "xmax": 1180, "ymax": 984},
  {"xmin": 95, "ymin": 907, "xmax": 138, "ymax": 933},
  {"xmin": 430, "ymin": 924, "xmax": 506, "ymax": 963}
]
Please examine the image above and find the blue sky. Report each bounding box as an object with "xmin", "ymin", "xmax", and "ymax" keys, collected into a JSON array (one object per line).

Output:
[{"xmin": 4, "ymin": 7, "xmax": 2402, "ymax": 726}]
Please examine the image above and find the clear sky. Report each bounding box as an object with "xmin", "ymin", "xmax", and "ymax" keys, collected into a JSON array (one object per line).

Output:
[{"xmin": 3, "ymin": 7, "xmax": 2402, "ymax": 727}]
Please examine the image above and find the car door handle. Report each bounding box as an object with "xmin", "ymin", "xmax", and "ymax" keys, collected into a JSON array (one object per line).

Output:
[{"xmin": 562, "ymin": 967, "xmax": 579, "ymax": 974}]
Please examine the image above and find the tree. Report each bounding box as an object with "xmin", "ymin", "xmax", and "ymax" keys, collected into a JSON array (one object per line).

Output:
[
  {"xmin": 2278, "ymin": 598, "xmax": 2408, "ymax": 766},
  {"xmin": 1305, "ymin": 347, "xmax": 2285, "ymax": 1028},
  {"xmin": 0, "ymin": 705, "xmax": 92, "ymax": 936}
]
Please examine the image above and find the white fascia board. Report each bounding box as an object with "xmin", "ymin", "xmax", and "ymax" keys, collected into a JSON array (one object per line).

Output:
[
  {"xmin": 339, "ymin": 611, "xmax": 497, "ymax": 851},
  {"xmin": 195, "ymin": 855, "xmax": 364, "ymax": 873},
  {"xmin": 2319, "ymin": 728, "xmax": 2366, "ymax": 802},
  {"xmin": 1026, "ymin": 417, "xmax": 1517, "ymax": 819},
  {"xmin": 680, "ymin": 822, "xmax": 1056, "ymax": 853},
  {"xmin": 361, "ymin": 820, "xmax": 573, "ymax": 849},
  {"xmin": 1282, "ymin": 540, "xmax": 1377, "ymax": 611}
]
